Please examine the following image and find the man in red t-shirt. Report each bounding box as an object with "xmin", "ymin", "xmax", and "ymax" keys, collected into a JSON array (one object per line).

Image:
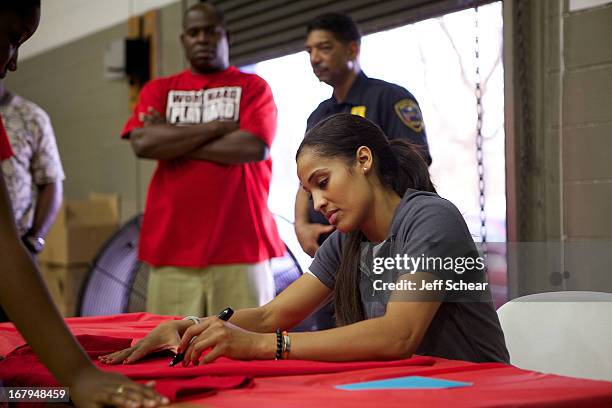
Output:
[{"xmin": 122, "ymin": 2, "xmax": 284, "ymax": 316}]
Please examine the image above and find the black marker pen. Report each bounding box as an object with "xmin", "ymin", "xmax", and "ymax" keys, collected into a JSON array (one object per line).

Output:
[{"xmin": 169, "ymin": 306, "xmax": 234, "ymax": 367}]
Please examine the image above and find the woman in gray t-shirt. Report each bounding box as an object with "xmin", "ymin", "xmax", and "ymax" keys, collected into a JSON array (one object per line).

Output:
[{"xmin": 101, "ymin": 113, "xmax": 508, "ymax": 366}]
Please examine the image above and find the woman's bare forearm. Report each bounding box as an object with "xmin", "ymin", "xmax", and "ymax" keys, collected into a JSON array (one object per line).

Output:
[{"xmin": 226, "ymin": 306, "xmax": 276, "ymax": 333}]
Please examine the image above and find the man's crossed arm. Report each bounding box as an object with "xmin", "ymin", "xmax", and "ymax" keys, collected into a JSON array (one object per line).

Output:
[{"xmin": 129, "ymin": 107, "xmax": 267, "ymax": 164}]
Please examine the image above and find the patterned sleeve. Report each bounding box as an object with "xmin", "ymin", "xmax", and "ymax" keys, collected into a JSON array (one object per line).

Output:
[{"xmin": 30, "ymin": 106, "xmax": 65, "ymax": 185}]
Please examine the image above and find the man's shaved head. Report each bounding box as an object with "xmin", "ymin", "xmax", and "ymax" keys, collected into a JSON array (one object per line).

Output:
[{"xmin": 183, "ymin": 2, "xmax": 226, "ymax": 30}]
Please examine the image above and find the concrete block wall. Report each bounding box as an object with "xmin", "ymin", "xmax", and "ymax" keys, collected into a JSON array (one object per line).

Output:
[
  {"xmin": 508, "ymin": 0, "xmax": 612, "ymax": 295},
  {"xmin": 560, "ymin": 2, "xmax": 612, "ymax": 291}
]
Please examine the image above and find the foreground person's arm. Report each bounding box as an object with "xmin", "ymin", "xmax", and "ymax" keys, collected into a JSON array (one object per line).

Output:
[{"xmin": 0, "ymin": 174, "xmax": 168, "ymax": 408}]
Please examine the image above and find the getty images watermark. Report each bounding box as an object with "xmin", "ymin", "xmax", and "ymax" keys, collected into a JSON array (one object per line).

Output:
[
  {"xmin": 360, "ymin": 240, "xmax": 493, "ymax": 302},
  {"xmin": 371, "ymin": 253, "xmax": 488, "ymax": 292}
]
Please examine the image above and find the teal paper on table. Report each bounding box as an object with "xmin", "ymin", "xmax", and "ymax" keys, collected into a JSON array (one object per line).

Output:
[{"xmin": 336, "ymin": 376, "xmax": 473, "ymax": 391}]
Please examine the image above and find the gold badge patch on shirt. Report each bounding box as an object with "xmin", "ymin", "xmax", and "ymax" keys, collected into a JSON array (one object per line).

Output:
[
  {"xmin": 394, "ymin": 99, "xmax": 424, "ymax": 132},
  {"xmin": 350, "ymin": 105, "xmax": 366, "ymax": 118}
]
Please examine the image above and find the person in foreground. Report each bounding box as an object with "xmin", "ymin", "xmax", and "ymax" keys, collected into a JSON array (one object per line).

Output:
[
  {"xmin": 101, "ymin": 114, "xmax": 509, "ymax": 366},
  {"xmin": 0, "ymin": 1, "xmax": 168, "ymax": 406}
]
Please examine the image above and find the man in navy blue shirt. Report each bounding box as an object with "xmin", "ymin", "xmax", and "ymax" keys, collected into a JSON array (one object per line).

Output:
[{"xmin": 295, "ymin": 12, "xmax": 431, "ymax": 256}]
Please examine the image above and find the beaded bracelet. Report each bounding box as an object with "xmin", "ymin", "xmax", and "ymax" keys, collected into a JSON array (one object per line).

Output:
[{"xmin": 275, "ymin": 328, "xmax": 283, "ymax": 360}]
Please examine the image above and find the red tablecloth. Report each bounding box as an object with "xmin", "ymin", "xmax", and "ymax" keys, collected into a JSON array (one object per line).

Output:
[
  {"xmin": 1, "ymin": 313, "xmax": 611, "ymax": 407},
  {"xmin": 0, "ymin": 312, "xmax": 167, "ymax": 355}
]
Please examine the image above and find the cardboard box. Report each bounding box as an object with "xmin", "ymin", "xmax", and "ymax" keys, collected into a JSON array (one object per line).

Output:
[
  {"xmin": 39, "ymin": 193, "xmax": 119, "ymax": 265},
  {"xmin": 40, "ymin": 262, "xmax": 90, "ymax": 317}
]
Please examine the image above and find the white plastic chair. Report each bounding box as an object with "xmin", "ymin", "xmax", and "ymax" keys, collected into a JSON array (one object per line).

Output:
[{"xmin": 497, "ymin": 291, "xmax": 612, "ymax": 381}]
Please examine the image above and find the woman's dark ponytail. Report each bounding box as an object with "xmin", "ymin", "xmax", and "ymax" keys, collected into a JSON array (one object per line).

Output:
[
  {"xmin": 333, "ymin": 230, "xmax": 366, "ymax": 326},
  {"xmin": 297, "ymin": 114, "xmax": 435, "ymax": 326},
  {"xmin": 387, "ymin": 140, "xmax": 436, "ymax": 195}
]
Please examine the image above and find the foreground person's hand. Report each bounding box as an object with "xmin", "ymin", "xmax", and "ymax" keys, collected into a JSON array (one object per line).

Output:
[
  {"xmin": 69, "ymin": 365, "xmax": 169, "ymax": 408},
  {"xmin": 99, "ymin": 320, "xmax": 190, "ymax": 365}
]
